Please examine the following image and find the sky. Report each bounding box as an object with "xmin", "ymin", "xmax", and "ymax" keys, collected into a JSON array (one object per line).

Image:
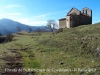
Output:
[{"xmin": 0, "ymin": 0, "xmax": 100, "ymax": 26}]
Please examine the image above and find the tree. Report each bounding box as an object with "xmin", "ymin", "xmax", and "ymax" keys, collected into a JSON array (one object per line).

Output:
[
  {"xmin": 29, "ymin": 27, "xmax": 32, "ymax": 33},
  {"xmin": 36, "ymin": 27, "xmax": 42, "ymax": 32},
  {"xmin": 17, "ymin": 26, "xmax": 21, "ymax": 32},
  {"xmin": 35, "ymin": 27, "xmax": 44, "ymax": 32},
  {"xmin": 35, "ymin": 27, "xmax": 48, "ymax": 32},
  {"xmin": 46, "ymin": 20, "xmax": 58, "ymax": 32}
]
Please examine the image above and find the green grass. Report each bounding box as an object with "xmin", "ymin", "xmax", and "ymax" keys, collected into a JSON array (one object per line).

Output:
[{"xmin": 0, "ymin": 23, "xmax": 100, "ymax": 75}]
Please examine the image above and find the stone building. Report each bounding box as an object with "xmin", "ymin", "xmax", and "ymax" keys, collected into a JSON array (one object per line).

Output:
[{"xmin": 59, "ymin": 7, "xmax": 92, "ymax": 28}]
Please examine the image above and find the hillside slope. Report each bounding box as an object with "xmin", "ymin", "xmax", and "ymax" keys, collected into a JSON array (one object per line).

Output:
[{"xmin": 0, "ymin": 23, "xmax": 100, "ymax": 75}]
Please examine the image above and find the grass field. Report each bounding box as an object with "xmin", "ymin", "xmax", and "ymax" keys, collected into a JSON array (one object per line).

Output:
[{"xmin": 0, "ymin": 23, "xmax": 100, "ymax": 75}]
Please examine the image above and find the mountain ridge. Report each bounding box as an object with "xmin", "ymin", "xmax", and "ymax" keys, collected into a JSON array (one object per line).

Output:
[{"xmin": 0, "ymin": 18, "xmax": 49, "ymax": 35}]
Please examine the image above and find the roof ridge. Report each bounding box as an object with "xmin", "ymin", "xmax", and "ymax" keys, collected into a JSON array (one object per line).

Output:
[
  {"xmin": 67, "ymin": 7, "xmax": 80, "ymax": 16},
  {"xmin": 82, "ymin": 7, "xmax": 91, "ymax": 10}
]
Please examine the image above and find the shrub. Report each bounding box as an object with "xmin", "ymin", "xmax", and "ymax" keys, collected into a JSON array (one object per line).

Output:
[
  {"xmin": 0, "ymin": 36, "xmax": 6, "ymax": 43},
  {"xmin": 5, "ymin": 34, "xmax": 14, "ymax": 42},
  {"xmin": 55, "ymin": 28, "xmax": 63, "ymax": 34}
]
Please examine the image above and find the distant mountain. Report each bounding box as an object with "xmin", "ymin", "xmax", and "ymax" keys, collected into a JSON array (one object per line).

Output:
[{"xmin": 0, "ymin": 18, "xmax": 50, "ymax": 35}]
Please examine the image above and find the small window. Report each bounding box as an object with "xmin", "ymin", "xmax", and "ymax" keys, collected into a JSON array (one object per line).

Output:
[
  {"xmin": 86, "ymin": 10, "xmax": 87, "ymax": 14},
  {"xmin": 83, "ymin": 10, "xmax": 84, "ymax": 13},
  {"xmin": 70, "ymin": 18, "xmax": 71, "ymax": 21},
  {"xmin": 84, "ymin": 10, "xmax": 86, "ymax": 14},
  {"xmin": 83, "ymin": 10, "xmax": 87, "ymax": 14}
]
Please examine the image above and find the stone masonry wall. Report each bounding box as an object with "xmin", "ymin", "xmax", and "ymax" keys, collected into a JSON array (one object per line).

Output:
[
  {"xmin": 80, "ymin": 15, "xmax": 92, "ymax": 25},
  {"xmin": 59, "ymin": 19, "xmax": 66, "ymax": 28}
]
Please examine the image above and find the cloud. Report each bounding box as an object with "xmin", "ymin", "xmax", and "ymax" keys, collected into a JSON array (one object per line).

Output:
[
  {"xmin": 3, "ymin": 4, "xmax": 23, "ymax": 8},
  {"xmin": 33, "ymin": 14, "xmax": 46, "ymax": 18},
  {"xmin": 16, "ymin": 18, "xmax": 47, "ymax": 26},
  {"xmin": 0, "ymin": 4, "xmax": 24, "ymax": 19},
  {"xmin": 50, "ymin": 10, "xmax": 68, "ymax": 14},
  {"xmin": 15, "ymin": 10, "xmax": 67, "ymax": 26},
  {"xmin": 0, "ymin": 12, "xmax": 22, "ymax": 19},
  {"xmin": 11, "ymin": 13, "xmax": 48, "ymax": 26},
  {"xmin": 32, "ymin": 14, "xmax": 48, "ymax": 20},
  {"xmin": 40, "ymin": 10, "xmax": 68, "ymax": 16},
  {"xmin": 0, "ymin": 10, "xmax": 68, "ymax": 26},
  {"xmin": 0, "ymin": 13, "xmax": 21, "ymax": 16},
  {"xmin": 0, "ymin": 0, "xmax": 6, "ymax": 2},
  {"xmin": 10, "ymin": 10, "xmax": 68, "ymax": 26}
]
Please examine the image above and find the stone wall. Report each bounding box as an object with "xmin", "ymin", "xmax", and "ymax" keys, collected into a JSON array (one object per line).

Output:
[
  {"xmin": 59, "ymin": 18, "xmax": 66, "ymax": 28},
  {"xmin": 66, "ymin": 16, "xmax": 71, "ymax": 28},
  {"xmin": 81, "ymin": 8, "xmax": 92, "ymax": 17},
  {"xmin": 70, "ymin": 15, "xmax": 80, "ymax": 27},
  {"xmin": 80, "ymin": 15, "xmax": 92, "ymax": 25},
  {"xmin": 80, "ymin": 7, "xmax": 92, "ymax": 25}
]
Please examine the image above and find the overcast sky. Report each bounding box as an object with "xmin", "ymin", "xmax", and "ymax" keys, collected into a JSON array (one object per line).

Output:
[{"xmin": 0, "ymin": 0, "xmax": 100, "ymax": 26}]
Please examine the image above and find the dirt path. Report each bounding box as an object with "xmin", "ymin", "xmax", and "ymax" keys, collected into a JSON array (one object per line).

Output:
[{"xmin": 1, "ymin": 50, "xmax": 35, "ymax": 75}]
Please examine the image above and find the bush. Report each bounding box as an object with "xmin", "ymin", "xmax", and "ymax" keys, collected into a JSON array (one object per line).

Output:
[
  {"xmin": 0, "ymin": 36, "xmax": 6, "ymax": 43},
  {"xmin": 5, "ymin": 34, "xmax": 14, "ymax": 42},
  {"xmin": 55, "ymin": 28, "xmax": 63, "ymax": 34}
]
